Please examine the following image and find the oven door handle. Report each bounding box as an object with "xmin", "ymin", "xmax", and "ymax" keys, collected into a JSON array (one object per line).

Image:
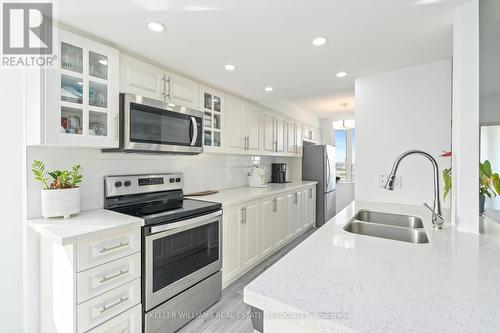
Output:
[
  {"xmin": 149, "ymin": 210, "xmax": 222, "ymax": 235},
  {"xmin": 190, "ymin": 116, "xmax": 198, "ymax": 146}
]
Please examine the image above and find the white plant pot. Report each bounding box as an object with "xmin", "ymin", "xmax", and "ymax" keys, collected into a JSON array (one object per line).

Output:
[{"xmin": 41, "ymin": 187, "xmax": 80, "ymax": 219}]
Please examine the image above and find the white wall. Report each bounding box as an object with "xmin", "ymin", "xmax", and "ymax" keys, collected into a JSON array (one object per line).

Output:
[
  {"xmin": 26, "ymin": 147, "xmax": 300, "ymax": 218},
  {"xmin": 480, "ymin": 94, "xmax": 500, "ymax": 124},
  {"xmin": 355, "ymin": 61, "xmax": 452, "ymax": 207},
  {"xmin": 452, "ymin": 1, "xmax": 480, "ymax": 234},
  {"xmin": 0, "ymin": 71, "xmax": 26, "ymax": 331},
  {"xmin": 480, "ymin": 125, "xmax": 500, "ymax": 210}
]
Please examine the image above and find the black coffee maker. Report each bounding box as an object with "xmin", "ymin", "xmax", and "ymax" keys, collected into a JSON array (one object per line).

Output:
[{"xmin": 271, "ymin": 163, "xmax": 287, "ymax": 183}]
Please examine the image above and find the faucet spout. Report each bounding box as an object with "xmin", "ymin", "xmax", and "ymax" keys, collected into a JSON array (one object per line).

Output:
[{"xmin": 384, "ymin": 149, "xmax": 443, "ymax": 229}]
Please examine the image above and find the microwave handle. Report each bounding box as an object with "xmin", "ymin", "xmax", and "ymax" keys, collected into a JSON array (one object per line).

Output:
[{"xmin": 190, "ymin": 117, "xmax": 198, "ymax": 146}]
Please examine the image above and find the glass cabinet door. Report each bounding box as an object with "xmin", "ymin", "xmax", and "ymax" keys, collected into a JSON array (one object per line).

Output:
[
  {"xmin": 57, "ymin": 30, "xmax": 116, "ymax": 144},
  {"xmin": 60, "ymin": 40, "xmax": 84, "ymax": 135},
  {"xmin": 201, "ymin": 89, "xmax": 222, "ymax": 148}
]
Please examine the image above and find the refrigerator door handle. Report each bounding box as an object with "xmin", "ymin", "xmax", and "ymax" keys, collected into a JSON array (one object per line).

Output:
[{"xmin": 326, "ymin": 155, "xmax": 331, "ymax": 188}]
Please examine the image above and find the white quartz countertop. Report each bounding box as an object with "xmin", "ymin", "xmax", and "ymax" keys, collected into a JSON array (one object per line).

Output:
[
  {"xmin": 186, "ymin": 181, "xmax": 317, "ymax": 207},
  {"xmin": 243, "ymin": 201, "xmax": 500, "ymax": 332},
  {"xmin": 28, "ymin": 209, "xmax": 144, "ymax": 246}
]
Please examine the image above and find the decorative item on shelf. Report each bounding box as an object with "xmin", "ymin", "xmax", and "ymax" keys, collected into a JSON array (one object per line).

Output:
[
  {"xmin": 440, "ymin": 151, "xmax": 500, "ymax": 216},
  {"xmin": 32, "ymin": 160, "xmax": 83, "ymax": 219}
]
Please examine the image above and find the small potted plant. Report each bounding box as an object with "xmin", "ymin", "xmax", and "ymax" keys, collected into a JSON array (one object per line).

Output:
[
  {"xmin": 32, "ymin": 160, "xmax": 83, "ymax": 219},
  {"xmin": 441, "ymin": 152, "xmax": 500, "ymax": 215}
]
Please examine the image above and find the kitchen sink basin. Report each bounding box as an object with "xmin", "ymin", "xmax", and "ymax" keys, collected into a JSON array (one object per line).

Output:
[
  {"xmin": 353, "ymin": 210, "xmax": 424, "ymax": 229},
  {"xmin": 344, "ymin": 210, "xmax": 429, "ymax": 244}
]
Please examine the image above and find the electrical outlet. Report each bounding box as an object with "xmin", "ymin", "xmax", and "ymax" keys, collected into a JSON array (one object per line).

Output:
[{"xmin": 378, "ymin": 175, "xmax": 388, "ymax": 187}]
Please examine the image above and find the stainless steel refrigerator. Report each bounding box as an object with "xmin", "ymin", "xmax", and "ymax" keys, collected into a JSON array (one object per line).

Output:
[{"xmin": 302, "ymin": 144, "xmax": 336, "ymax": 227}]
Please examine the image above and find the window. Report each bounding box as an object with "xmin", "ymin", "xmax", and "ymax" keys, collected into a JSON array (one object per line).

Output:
[{"xmin": 335, "ymin": 128, "xmax": 355, "ymax": 182}]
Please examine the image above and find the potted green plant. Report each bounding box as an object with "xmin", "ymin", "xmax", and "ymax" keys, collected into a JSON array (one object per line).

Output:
[
  {"xmin": 479, "ymin": 160, "xmax": 500, "ymax": 215},
  {"xmin": 441, "ymin": 154, "xmax": 500, "ymax": 215},
  {"xmin": 32, "ymin": 160, "xmax": 83, "ymax": 219}
]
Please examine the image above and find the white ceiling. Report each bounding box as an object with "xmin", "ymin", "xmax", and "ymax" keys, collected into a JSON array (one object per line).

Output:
[{"xmin": 54, "ymin": 0, "xmax": 470, "ymax": 118}]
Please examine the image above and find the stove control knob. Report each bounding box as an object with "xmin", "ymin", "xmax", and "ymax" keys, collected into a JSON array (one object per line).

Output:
[
  {"xmin": 175, "ymin": 178, "xmax": 181, "ymax": 183},
  {"xmin": 114, "ymin": 181, "xmax": 123, "ymax": 188},
  {"xmin": 169, "ymin": 178, "xmax": 175, "ymax": 183},
  {"xmin": 124, "ymin": 180, "xmax": 131, "ymax": 187}
]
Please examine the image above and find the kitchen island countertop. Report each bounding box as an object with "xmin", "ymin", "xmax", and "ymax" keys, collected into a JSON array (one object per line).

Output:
[{"xmin": 244, "ymin": 201, "xmax": 500, "ymax": 332}]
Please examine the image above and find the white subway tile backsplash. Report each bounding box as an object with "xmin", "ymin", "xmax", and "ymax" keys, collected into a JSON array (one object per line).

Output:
[{"xmin": 27, "ymin": 146, "xmax": 300, "ymax": 219}]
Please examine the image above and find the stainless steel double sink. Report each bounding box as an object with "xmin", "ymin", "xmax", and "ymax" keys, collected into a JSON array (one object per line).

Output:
[{"xmin": 344, "ymin": 210, "xmax": 429, "ymax": 244}]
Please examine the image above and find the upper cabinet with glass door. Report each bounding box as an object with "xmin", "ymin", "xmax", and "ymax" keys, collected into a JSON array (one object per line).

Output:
[
  {"xmin": 200, "ymin": 86, "xmax": 224, "ymax": 152},
  {"xmin": 26, "ymin": 29, "xmax": 119, "ymax": 148}
]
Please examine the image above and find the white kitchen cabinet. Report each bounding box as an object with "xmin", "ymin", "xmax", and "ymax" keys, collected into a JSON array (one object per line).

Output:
[
  {"xmin": 120, "ymin": 55, "xmax": 164, "ymax": 100},
  {"xmin": 224, "ymin": 95, "xmax": 246, "ymax": 152},
  {"xmin": 245, "ymin": 103, "xmax": 262, "ymax": 153},
  {"xmin": 286, "ymin": 192, "xmax": 299, "ymax": 240},
  {"xmin": 240, "ymin": 200, "xmax": 261, "ymax": 268},
  {"xmin": 303, "ymin": 186, "xmax": 317, "ymax": 228},
  {"xmin": 262, "ymin": 110, "xmax": 286, "ymax": 155},
  {"xmin": 286, "ymin": 120, "xmax": 296, "ymax": 155},
  {"xmin": 262, "ymin": 111, "xmax": 275, "ymax": 153},
  {"xmin": 200, "ymin": 86, "xmax": 223, "ymax": 151},
  {"xmin": 311, "ymin": 127, "xmax": 322, "ymax": 143},
  {"xmin": 261, "ymin": 195, "xmax": 285, "ymax": 256},
  {"xmin": 223, "ymin": 95, "xmax": 261, "ymax": 154},
  {"xmin": 221, "ymin": 185, "xmax": 315, "ymax": 288},
  {"xmin": 221, "ymin": 205, "xmax": 242, "ymax": 285},
  {"xmin": 295, "ymin": 122, "xmax": 303, "ymax": 157},
  {"xmin": 120, "ymin": 55, "xmax": 199, "ymax": 109},
  {"xmin": 27, "ymin": 29, "xmax": 119, "ymax": 148},
  {"xmin": 276, "ymin": 116, "xmax": 286, "ymax": 153},
  {"xmin": 36, "ymin": 225, "xmax": 142, "ymax": 333}
]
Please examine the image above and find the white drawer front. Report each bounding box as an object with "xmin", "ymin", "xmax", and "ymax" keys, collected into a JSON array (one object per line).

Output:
[
  {"xmin": 87, "ymin": 303, "xmax": 141, "ymax": 333},
  {"xmin": 77, "ymin": 227, "xmax": 140, "ymax": 272},
  {"xmin": 77, "ymin": 278, "xmax": 141, "ymax": 333},
  {"xmin": 77, "ymin": 253, "xmax": 141, "ymax": 303}
]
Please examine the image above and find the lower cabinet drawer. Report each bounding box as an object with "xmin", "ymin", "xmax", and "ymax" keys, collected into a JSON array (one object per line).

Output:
[
  {"xmin": 86, "ymin": 303, "xmax": 142, "ymax": 333},
  {"xmin": 77, "ymin": 278, "xmax": 141, "ymax": 333},
  {"xmin": 76, "ymin": 227, "xmax": 141, "ymax": 272},
  {"xmin": 77, "ymin": 253, "xmax": 141, "ymax": 303}
]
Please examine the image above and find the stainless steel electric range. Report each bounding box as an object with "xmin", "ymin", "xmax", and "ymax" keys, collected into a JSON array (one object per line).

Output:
[{"xmin": 104, "ymin": 173, "xmax": 222, "ymax": 333}]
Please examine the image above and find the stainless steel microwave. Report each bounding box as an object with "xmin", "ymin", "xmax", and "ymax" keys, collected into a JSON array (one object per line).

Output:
[{"xmin": 103, "ymin": 93, "xmax": 203, "ymax": 154}]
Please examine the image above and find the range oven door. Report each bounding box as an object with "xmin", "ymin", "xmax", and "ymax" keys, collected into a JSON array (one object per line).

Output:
[
  {"xmin": 122, "ymin": 93, "xmax": 203, "ymax": 154},
  {"xmin": 144, "ymin": 210, "xmax": 222, "ymax": 311}
]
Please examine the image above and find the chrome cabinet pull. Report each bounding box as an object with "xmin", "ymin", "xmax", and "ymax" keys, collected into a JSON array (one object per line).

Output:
[
  {"xmin": 99, "ymin": 296, "xmax": 128, "ymax": 314},
  {"xmin": 114, "ymin": 114, "xmax": 119, "ymax": 140},
  {"xmin": 161, "ymin": 74, "xmax": 167, "ymax": 101},
  {"xmin": 241, "ymin": 207, "xmax": 247, "ymax": 224},
  {"xmin": 272, "ymin": 199, "xmax": 278, "ymax": 212},
  {"xmin": 99, "ymin": 269, "xmax": 129, "ymax": 284},
  {"xmin": 167, "ymin": 75, "xmax": 171, "ymax": 100},
  {"xmin": 294, "ymin": 193, "xmax": 298, "ymax": 204},
  {"xmin": 99, "ymin": 241, "xmax": 129, "ymax": 254},
  {"xmin": 309, "ymin": 188, "xmax": 313, "ymax": 198}
]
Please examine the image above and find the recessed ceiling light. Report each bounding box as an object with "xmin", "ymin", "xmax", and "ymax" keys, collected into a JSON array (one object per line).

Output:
[
  {"xmin": 336, "ymin": 71, "xmax": 348, "ymax": 78},
  {"xmin": 224, "ymin": 64, "xmax": 236, "ymax": 71},
  {"xmin": 147, "ymin": 21, "xmax": 165, "ymax": 32},
  {"xmin": 265, "ymin": 86, "xmax": 274, "ymax": 92},
  {"xmin": 312, "ymin": 37, "xmax": 327, "ymax": 46}
]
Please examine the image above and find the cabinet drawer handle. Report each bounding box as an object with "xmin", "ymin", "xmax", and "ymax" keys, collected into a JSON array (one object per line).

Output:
[
  {"xmin": 241, "ymin": 207, "xmax": 247, "ymax": 224},
  {"xmin": 99, "ymin": 242, "xmax": 129, "ymax": 254},
  {"xmin": 272, "ymin": 199, "xmax": 278, "ymax": 212},
  {"xmin": 99, "ymin": 296, "xmax": 128, "ymax": 314},
  {"xmin": 99, "ymin": 269, "xmax": 129, "ymax": 284},
  {"xmin": 309, "ymin": 189, "xmax": 313, "ymax": 198}
]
